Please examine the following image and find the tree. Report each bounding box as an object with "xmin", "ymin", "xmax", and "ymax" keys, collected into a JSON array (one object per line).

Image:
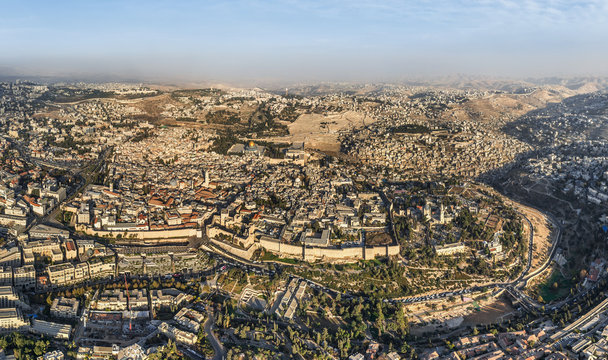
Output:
[
  {"xmin": 375, "ymin": 302, "xmax": 385, "ymax": 336},
  {"xmin": 395, "ymin": 304, "xmax": 409, "ymax": 336},
  {"xmin": 239, "ymin": 327, "xmax": 247, "ymax": 339},
  {"xmin": 34, "ymin": 340, "xmax": 47, "ymax": 356}
]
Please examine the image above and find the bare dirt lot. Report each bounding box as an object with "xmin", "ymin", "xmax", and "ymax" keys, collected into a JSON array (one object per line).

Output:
[
  {"xmin": 366, "ymin": 231, "xmax": 393, "ymax": 246},
  {"xmin": 280, "ymin": 110, "xmax": 375, "ymax": 153},
  {"xmin": 461, "ymin": 296, "xmax": 516, "ymax": 326},
  {"xmin": 515, "ymin": 202, "xmax": 554, "ymax": 270},
  {"xmin": 408, "ymin": 295, "xmax": 515, "ymax": 336}
]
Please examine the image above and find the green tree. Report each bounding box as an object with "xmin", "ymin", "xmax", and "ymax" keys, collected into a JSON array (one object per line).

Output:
[
  {"xmin": 395, "ymin": 304, "xmax": 409, "ymax": 336},
  {"xmin": 375, "ymin": 302, "xmax": 385, "ymax": 336}
]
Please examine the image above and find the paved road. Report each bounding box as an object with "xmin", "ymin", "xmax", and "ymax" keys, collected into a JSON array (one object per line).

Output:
[
  {"xmin": 387, "ymin": 203, "xmax": 562, "ymax": 308},
  {"xmin": 204, "ymin": 311, "xmax": 225, "ymax": 360},
  {"xmin": 19, "ymin": 145, "xmax": 111, "ymax": 232},
  {"xmin": 550, "ymin": 297, "xmax": 608, "ymax": 341},
  {"xmin": 34, "ymin": 266, "xmax": 220, "ymax": 294},
  {"xmin": 503, "ymin": 202, "xmax": 563, "ymax": 310}
]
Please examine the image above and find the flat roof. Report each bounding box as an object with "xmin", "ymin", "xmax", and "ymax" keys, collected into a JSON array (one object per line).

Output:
[
  {"xmin": 0, "ymin": 308, "xmax": 18, "ymax": 318},
  {"xmin": 0, "ymin": 286, "xmax": 15, "ymax": 296}
]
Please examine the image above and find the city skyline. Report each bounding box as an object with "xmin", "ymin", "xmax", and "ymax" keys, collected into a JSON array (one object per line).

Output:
[
  {"xmin": 1, "ymin": 54, "xmax": 608, "ymax": 359},
  {"xmin": 2, "ymin": 2, "xmax": 608, "ymax": 358}
]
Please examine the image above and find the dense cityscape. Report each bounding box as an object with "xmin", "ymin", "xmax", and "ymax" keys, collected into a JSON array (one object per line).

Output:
[
  {"xmin": 0, "ymin": 78, "xmax": 606, "ymax": 360},
  {"xmin": 2, "ymin": 0, "xmax": 608, "ymax": 358}
]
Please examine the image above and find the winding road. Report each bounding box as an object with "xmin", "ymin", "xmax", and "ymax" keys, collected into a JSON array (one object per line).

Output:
[{"xmin": 204, "ymin": 311, "xmax": 226, "ymax": 360}]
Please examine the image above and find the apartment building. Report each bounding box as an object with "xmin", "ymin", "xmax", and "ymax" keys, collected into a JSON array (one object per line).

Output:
[
  {"xmin": 0, "ymin": 307, "xmax": 29, "ymax": 333},
  {"xmin": 50, "ymin": 297, "xmax": 79, "ymax": 319},
  {"xmin": 13, "ymin": 265, "xmax": 35, "ymax": 289},
  {"xmin": 30, "ymin": 319, "xmax": 71, "ymax": 340}
]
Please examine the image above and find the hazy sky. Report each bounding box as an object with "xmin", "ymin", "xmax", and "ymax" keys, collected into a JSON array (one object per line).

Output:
[{"xmin": 1, "ymin": 0, "xmax": 607, "ymax": 84}]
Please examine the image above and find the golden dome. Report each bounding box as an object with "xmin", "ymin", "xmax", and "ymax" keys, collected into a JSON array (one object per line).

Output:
[{"xmin": 248, "ymin": 140, "xmax": 255, "ymax": 147}]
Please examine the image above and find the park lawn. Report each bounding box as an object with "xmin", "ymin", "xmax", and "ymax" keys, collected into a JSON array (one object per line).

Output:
[
  {"xmin": 260, "ymin": 252, "xmax": 299, "ymax": 264},
  {"xmin": 537, "ymin": 270, "xmax": 573, "ymax": 303}
]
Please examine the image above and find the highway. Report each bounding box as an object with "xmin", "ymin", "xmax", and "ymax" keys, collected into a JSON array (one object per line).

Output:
[
  {"xmin": 504, "ymin": 205, "xmax": 566, "ymax": 312},
  {"xmin": 550, "ymin": 297, "xmax": 608, "ymax": 342}
]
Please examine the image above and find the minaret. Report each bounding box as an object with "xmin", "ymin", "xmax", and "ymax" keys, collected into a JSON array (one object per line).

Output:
[
  {"xmin": 204, "ymin": 170, "xmax": 210, "ymax": 187},
  {"xmin": 424, "ymin": 203, "xmax": 431, "ymax": 221}
]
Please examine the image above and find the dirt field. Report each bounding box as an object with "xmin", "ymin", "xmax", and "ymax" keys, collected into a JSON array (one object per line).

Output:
[
  {"xmin": 132, "ymin": 93, "xmax": 185, "ymax": 121},
  {"xmin": 461, "ymin": 296, "xmax": 516, "ymax": 326},
  {"xmin": 283, "ymin": 110, "xmax": 375, "ymax": 152},
  {"xmin": 513, "ymin": 201, "xmax": 554, "ymax": 270},
  {"xmin": 408, "ymin": 294, "xmax": 515, "ymax": 335},
  {"xmin": 366, "ymin": 231, "xmax": 393, "ymax": 246}
]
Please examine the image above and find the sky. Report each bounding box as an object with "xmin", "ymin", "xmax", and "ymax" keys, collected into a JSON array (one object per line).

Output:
[{"xmin": 1, "ymin": 0, "xmax": 607, "ymax": 84}]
